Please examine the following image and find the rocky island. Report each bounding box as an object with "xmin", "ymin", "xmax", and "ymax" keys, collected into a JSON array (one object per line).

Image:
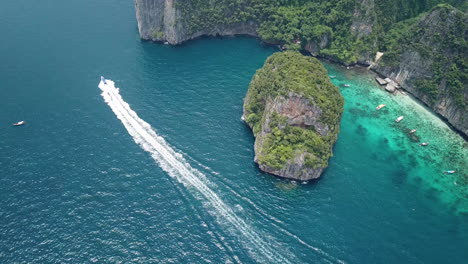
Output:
[
  {"xmin": 243, "ymin": 52, "xmax": 344, "ymax": 180},
  {"xmin": 134, "ymin": 0, "xmax": 467, "ymax": 138}
]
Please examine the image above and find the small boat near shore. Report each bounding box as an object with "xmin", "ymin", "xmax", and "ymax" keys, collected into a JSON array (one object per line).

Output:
[
  {"xmin": 395, "ymin": 116, "xmax": 404, "ymax": 122},
  {"xmin": 376, "ymin": 104, "xmax": 386, "ymax": 110},
  {"xmin": 409, "ymin": 129, "xmax": 417, "ymax": 134},
  {"xmin": 344, "ymin": 84, "xmax": 350, "ymax": 87},
  {"xmin": 329, "ymin": 75, "xmax": 336, "ymax": 78},
  {"xmin": 13, "ymin": 121, "xmax": 25, "ymax": 126}
]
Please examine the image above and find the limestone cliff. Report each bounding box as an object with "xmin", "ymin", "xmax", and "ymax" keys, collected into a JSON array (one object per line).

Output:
[
  {"xmin": 134, "ymin": 0, "xmax": 257, "ymax": 44},
  {"xmin": 134, "ymin": 1, "xmax": 467, "ymax": 137},
  {"xmin": 243, "ymin": 52, "xmax": 344, "ymax": 180},
  {"xmin": 372, "ymin": 5, "xmax": 467, "ymax": 136}
]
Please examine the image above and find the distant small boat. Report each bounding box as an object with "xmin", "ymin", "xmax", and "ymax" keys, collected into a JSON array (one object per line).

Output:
[
  {"xmin": 419, "ymin": 142, "xmax": 429, "ymax": 146},
  {"xmin": 344, "ymin": 84, "xmax": 350, "ymax": 87},
  {"xmin": 163, "ymin": 41, "xmax": 169, "ymax": 45},
  {"xmin": 13, "ymin": 121, "xmax": 25, "ymax": 126},
  {"xmin": 444, "ymin": 170, "xmax": 456, "ymax": 174},
  {"xmin": 329, "ymin": 75, "xmax": 336, "ymax": 78},
  {"xmin": 376, "ymin": 104, "xmax": 386, "ymax": 110},
  {"xmin": 409, "ymin": 129, "xmax": 417, "ymax": 134},
  {"xmin": 395, "ymin": 116, "xmax": 404, "ymax": 122}
]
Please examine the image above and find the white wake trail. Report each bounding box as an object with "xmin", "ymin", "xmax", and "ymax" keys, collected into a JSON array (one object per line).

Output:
[{"xmin": 98, "ymin": 79, "xmax": 295, "ymax": 264}]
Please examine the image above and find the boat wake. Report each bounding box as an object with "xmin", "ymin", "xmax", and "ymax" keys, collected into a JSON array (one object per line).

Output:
[{"xmin": 98, "ymin": 79, "xmax": 295, "ymax": 263}]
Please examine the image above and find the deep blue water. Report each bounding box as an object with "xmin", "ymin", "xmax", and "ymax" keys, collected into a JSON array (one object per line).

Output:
[{"xmin": 0, "ymin": 0, "xmax": 467, "ymax": 263}]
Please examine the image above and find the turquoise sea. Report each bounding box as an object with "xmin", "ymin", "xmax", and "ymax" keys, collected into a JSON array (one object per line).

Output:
[{"xmin": 0, "ymin": 0, "xmax": 467, "ymax": 263}]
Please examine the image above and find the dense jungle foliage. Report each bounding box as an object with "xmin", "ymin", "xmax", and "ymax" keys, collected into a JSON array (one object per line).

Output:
[
  {"xmin": 380, "ymin": 4, "xmax": 467, "ymax": 109},
  {"xmin": 176, "ymin": 0, "xmax": 465, "ymax": 64},
  {"xmin": 244, "ymin": 51, "xmax": 344, "ymax": 169}
]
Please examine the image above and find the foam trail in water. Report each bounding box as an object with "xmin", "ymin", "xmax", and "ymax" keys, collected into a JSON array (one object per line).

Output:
[
  {"xmin": 99, "ymin": 79, "xmax": 295, "ymax": 263},
  {"xmin": 185, "ymin": 155, "xmax": 345, "ymax": 264}
]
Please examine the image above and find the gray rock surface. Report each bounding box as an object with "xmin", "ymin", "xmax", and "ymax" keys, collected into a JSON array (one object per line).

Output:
[
  {"xmin": 371, "ymin": 7, "xmax": 467, "ymax": 136},
  {"xmin": 243, "ymin": 92, "xmax": 338, "ymax": 181},
  {"xmin": 385, "ymin": 84, "xmax": 396, "ymax": 93},
  {"xmin": 134, "ymin": 0, "xmax": 466, "ymax": 137},
  {"xmin": 134, "ymin": 0, "xmax": 257, "ymax": 44}
]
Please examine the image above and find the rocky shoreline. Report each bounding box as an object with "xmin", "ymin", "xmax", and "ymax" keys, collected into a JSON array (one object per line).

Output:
[
  {"xmin": 134, "ymin": 0, "xmax": 466, "ymax": 139},
  {"xmin": 242, "ymin": 52, "xmax": 344, "ymax": 180}
]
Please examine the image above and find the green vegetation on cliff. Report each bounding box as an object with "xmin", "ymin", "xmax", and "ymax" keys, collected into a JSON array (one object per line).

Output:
[
  {"xmin": 176, "ymin": 0, "xmax": 464, "ymax": 64},
  {"xmin": 172, "ymin": 0, "xmax": 466, "ymax": 135},
  {"xmin": 380, "ymin": 4, "xmax": 467, "ymax": 109},
  {"xmin": 244, "ymin": 51, "xmax": 344, "ymax": 169}
]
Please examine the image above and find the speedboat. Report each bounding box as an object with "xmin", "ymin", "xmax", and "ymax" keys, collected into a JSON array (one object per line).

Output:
[
  {"xmin": 376, "ymin": 104, "xmax": 386, "ymax": 110},
  {"xmin": 395, "ymin": 116, "xmax": 404, "ymax": 122},
  {"xmin": 409, "ymin": 129, "xmax": 417, "ymax": 134},
  {"xmin": 101, "ymin": 76, "xmax": 107, "ymax": 84},
  {"xmin": 444, "ymin": 170, "xmax": 456, "ymax": 174},
  {"xmin": 419, "ymin": 142, "xmax": 429, "ymax": 146},
  {"xmin": 344, "ymin": 84, "xmax": 350, "ymax": 87},
  {"xmin": 13, "ymin": 121, "xmax": 25, "ymax": 126}
]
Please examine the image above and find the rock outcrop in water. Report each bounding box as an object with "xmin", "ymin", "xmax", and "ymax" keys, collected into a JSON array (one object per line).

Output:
[
  {"xmin": 134, "ymin": 1, "xmax": 466, "ymax": 137},
  {"xmin": 243, "ymin": 52, "xmax": 344, "ymax": 180}
]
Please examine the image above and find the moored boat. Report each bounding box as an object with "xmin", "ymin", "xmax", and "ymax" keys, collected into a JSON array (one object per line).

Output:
[
  {"xmin": 419, "ymin": 142, "xmax": 429, "ymax": 146},
  {"xmin": 376, "ymin": 104, "xmax": 386, "ymax": 110},
  {"xmin": 344, "ymin": 84, "xmax": 350, "ymax": 87},
  {"xmin": 13, "ymin": 121, "xmax": 25, "ymax": 126},
  {"xmin": 395, "ymin": 116, "xmax": 404, "ymax": 122},
  {"xmin": 409, "ymin": 129, "xmax": 417, "ymax": 134},
  {"xmin": 444, "ymin": 170, "xmax": 456, "ymax": 174}
]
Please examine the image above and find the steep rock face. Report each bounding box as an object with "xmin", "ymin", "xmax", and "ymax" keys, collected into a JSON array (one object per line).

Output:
[
  {"xmin": 134, "ymin": 0, "xmax": 257, "ymax": 44},
  {"xmin": 304, "ymin": 35, "xmax": 330, "ymax": 57},
  {"xmin": 350, "ymin": 0, "xmax": 375, "ymax": 38},
  {"xmin": 248, "ymin": 94, "xmax": 331, "ymax": 180},
  {"xmin": 243, "ymin": 52, "xmax": 344, "ymax": 180},
  {"xmin": 372, "ymin": 6, "xmax": 468, "ymax": 136},
  {"xmin": 351, "ymin": 0, "xmax": 379, "ymax": 64},
  {"xmin": 134, "ymin": 1, "xmax": 467, "ymax": 137}
]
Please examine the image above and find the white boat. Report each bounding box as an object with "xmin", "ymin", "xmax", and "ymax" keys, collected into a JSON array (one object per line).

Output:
[
  {"xmin": 344, "ymin": 84, "xmax": 350, "ymax": 87},
  {"xmin": 409, "ymin": 129, "xmax": 417, "ymax": 134},
  {"xmin": 100, "ymin": 76, "xmax": 107, "ymax": 84},
  {"xmin": 419, "ymin": 142, "xmax": 429, "ymax": 146},
  {"xmin": 395, "ymin": 116, "xmax": 404, "ymax": 122},
  {"xmin": 376, "ymin": 104, "xmax": 386, "ymax": 110},
  {"xmin": 13, "ymin": 121, "xmax": 25, "ymax": 126}
]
